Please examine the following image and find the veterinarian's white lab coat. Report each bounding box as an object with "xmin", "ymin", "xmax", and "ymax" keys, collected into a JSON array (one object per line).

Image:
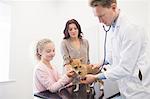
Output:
[{"xmin": 104, "ymin": 11, "xmax": 150, "ymax": 99}]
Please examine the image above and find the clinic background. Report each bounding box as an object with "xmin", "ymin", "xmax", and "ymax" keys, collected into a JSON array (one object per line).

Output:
[{"xmin": 0, "ymin": 0, "xmax": 149, "ymax": 99}]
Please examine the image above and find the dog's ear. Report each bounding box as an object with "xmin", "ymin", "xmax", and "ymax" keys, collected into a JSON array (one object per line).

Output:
[
  {"xmin": 67, "ymin": 57, "xmax": 72, "ymax": 64},
  {"xmin": 79, "ymin": 57, "xmax": 84, "ymax": 62},
  {"xmin": 69, "ymin": 59, "xmax": 73, "ymax": 64}
]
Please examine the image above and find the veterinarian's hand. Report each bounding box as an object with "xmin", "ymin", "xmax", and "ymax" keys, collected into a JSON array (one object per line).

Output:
[
  {"xmin": 80, "ymin": 74, "xmax": 97, "ymax": 84},
  {"xmin": 91, "ymin": 64, "xmax": 101, "ymax": 70},
  {"xmin": 66, "ymin": 70, "xmax": 77, "ymax": 78}
]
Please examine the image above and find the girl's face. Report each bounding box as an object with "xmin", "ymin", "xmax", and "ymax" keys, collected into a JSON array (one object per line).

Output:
[
  {"xmin": 40, "ymin": 43, "xmax": 55, "ymax": 62},
  {"xmin": 68, "ymin": 23, "xmax": 79, "ymax": 38}
]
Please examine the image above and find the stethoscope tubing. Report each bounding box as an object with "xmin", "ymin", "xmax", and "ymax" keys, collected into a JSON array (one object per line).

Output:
[{"xmin": 99, "ymin": 25, "xmax": 111, "ymax": 71}]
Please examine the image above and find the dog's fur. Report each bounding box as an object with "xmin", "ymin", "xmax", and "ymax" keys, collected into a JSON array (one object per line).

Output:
[
  {"xmin": 69, "ymin": 58, "xmax": 99, "ymax": 78},
  {"xmin": 69, "ymin": 58, "xmax": 103, "ymax": 92}
]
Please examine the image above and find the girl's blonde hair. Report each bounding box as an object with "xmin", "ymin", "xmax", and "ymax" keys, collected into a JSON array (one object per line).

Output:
[{"xmin": 35, "ymin": 38, "xmax": 53, "ymax": 60}]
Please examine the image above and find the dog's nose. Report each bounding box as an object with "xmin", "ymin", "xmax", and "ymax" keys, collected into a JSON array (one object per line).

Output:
[{"xmin": 78, "ymin": 71, "xmax": 81, "ymax": 75}]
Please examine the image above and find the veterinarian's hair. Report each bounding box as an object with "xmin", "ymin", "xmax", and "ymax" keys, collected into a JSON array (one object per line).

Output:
[
  {"xmin": 63, "ymin": 19, "xmax": 83, "ymax": 39},
  {"xmin": 89, "ymin": 0, "xmax": 116, "ymax": 8},
  {"xmin": 35, "ymin": 38, "xmax": 53, "ymax": 60}
]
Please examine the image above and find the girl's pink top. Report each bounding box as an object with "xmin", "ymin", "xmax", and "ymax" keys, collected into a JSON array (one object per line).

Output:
[{"xmin": 33, "ymin": 61, "xmax": 72, "ymax": 93}]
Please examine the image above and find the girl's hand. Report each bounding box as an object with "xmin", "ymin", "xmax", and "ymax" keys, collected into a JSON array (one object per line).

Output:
[
  {"xmin": 65, "ymin": 64, "xmax": 72, "ymax": 71},
  {"xmin": 66, "ymin": 70, "xmax": 77, "ymax": 78}
]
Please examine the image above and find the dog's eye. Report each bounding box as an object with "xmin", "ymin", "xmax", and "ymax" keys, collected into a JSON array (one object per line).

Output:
[
  {"xmin": 79, "ymin": 66, "xmax": 82, "ymax": 68},
  {"xmin": 74, "ymin": 66, "xmax": 77, "ymax": 69}
]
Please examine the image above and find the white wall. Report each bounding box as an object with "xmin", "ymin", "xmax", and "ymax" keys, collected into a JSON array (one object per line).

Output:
[
  {"xmin": 148, "ymin": 0, "xmax": 150, "ymax": 34},
  {"xmin": 0, "ymin": 1, "xmax": 11, "ymax": 82},
  {"xmin": 118, "ymin": 0, "xmax": 149, "ymax": 30},
  {"xmin": 0, "ymin": 0, "xmax": 149, "ymax": 99}
]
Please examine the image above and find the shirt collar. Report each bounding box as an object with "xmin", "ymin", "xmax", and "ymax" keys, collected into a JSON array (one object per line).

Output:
[{"xmin": 111, "ymin": 10, "xmax": 120, "ymax": 32}]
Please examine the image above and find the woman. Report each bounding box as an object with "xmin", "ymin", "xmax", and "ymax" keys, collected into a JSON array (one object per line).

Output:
[
  {"xmin": 61, "ymin": 19, "xmax": 90, "ymax": 69},
  {"xmin": 61, "ymin": 19, "xmax": 91, "ymax": 92}
]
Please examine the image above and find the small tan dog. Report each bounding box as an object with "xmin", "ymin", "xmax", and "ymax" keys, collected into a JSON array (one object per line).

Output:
[
  {"xmin": 69, "ymin": 58, "xmax": 99, "ymax": 78},
  {"xmin": 68, "ymin": 58, "xmax": 101, "ymax": 92}
]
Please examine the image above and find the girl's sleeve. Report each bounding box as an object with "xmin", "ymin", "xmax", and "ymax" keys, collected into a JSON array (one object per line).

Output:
[{"xmin": 35, "ymin": 69, "xmax": 72, "ymax": 93}]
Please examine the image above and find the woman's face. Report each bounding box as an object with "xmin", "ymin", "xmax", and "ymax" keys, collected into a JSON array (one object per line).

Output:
[
  {"xmin": 40, "ymin": 43, "xmax": 55, "ymax": 62},
  {"xmin": 68, "ymin": 23, "xmax": 79, "ymax": 38}
]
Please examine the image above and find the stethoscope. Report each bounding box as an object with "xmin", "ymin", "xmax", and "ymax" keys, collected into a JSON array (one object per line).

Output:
[{"xmin": 99, "ymin": 25, "xmax": 111, "ymax": 71}]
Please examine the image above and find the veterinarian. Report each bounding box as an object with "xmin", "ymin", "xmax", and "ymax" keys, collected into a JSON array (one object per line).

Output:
[{"xmin": 81, "ymin": 0, "xmax": 150, "ymax": 99}]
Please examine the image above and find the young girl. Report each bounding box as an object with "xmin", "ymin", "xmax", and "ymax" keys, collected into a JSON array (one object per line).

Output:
[{"xmin": 33, "ymin": 38, "xmax": 76, "ymax": 93}]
